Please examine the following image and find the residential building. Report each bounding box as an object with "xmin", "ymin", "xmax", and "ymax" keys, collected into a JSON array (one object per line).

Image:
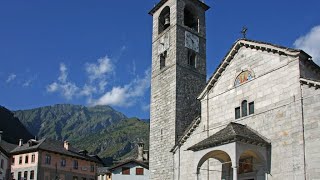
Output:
[
  {"xmin": 110, "ymin": 159, "xmax": 149, "ymax": 180},
  {"xmin": 0, "ymin": 131, "xmax": 16, "ymax": 180},
  {"xmin": 149, "ymin": 0, "xmax": 320, "ymax": 180},
  {"xmin": 109, "ymin": 142, "xmax": 149, "ymax": 180},
  {"xmin": 97, "ymin": 167, "xmax": 111, "ymax": 180},
  {"xmin": 11, "ymin": 138, "xmax": 102, "ymax": 180}
]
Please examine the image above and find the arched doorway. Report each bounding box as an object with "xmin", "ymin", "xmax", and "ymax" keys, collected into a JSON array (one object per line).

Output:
[{"xmin": 197, "ymin": 150, "xmax": 232, "ymax": 180}]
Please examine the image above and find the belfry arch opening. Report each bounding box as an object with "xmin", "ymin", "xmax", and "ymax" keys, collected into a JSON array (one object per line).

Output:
[
  {"xmin": 184, "ymin": 5, "xmax": 198, "ymax": 31},
  {"xmin": 158, "ymin": 6, "xmax": 170, "ymax": 34}
]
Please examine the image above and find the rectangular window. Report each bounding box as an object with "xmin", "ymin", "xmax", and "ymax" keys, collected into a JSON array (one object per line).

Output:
[
  {"xmin": 0, "ymin": 159, "xmax": 3, "ymax": 169},
  {"xmin": 45, "ymin": 154, "xmax": 51, "ymax": 165},
  {"xmin": 235, "ymin": 107, "xmax": 241, "ymax": 119},
  {"xmin": 90, "ymin": 164, "xmax": 95, "ymax": 172},
  {"xmin": 61, "ymin": 158, "xmax": 66, "ymax": 167},
  {"xmin": 73, "ymin": 160, "xmax": 78, "ymax": 169},
  {"xmin": 31, "ymin": 154, "xmax": 35, "ymax": 163},
  {"xmin": 25, "ymin": 155, "xmax": 29, "ymax": 164},
  {"xmin": 249, "ymin": 102, "xmax": 254, "ymax": 115},
  {"xmin": 18, "ymin": 172, "xmax": 22, "ymax": 180},
  {"xmin": 136, "ymin": 168, "xmax": 144, "ymax": 175},
  {"xmin": 24, "ymin": 171, "xmax": 28, "ymax": 180},
  {"xmin": 19, "ymin": 156, "xmax": 22, "ymax": 164},
  {"xmin": 122, "ymin": 167, "xmax": 130, "ymax": 175},
  {"xmin": 160, "ymin": 52, "xmax": 166, "ymax": 69},
  {"xmin": 12, "ymin": 157, "xmax": 15, "ymax": 165},
  {"xmin": 30, "ymin": 170, "xmax": 34, "ymax": 180}
]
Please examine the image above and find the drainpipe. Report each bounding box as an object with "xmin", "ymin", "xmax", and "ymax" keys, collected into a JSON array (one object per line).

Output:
[{"xmin": 300, "ymin": 84, "xmax": 307, "ymax": 180}]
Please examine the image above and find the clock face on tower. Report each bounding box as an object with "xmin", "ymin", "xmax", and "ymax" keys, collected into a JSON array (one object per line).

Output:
[{"xmin": 185, "ymin": 31, "xmax": 199, "ymax": 52}]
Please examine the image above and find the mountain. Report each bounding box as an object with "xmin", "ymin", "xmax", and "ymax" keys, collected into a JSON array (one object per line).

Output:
[
  {"xmin": 13, "ymin": 104, "xmax": 149, "ymax": 164},
  {"xmin": 0, "ymin": 106, "xmax": 33, "ymax": 144}
]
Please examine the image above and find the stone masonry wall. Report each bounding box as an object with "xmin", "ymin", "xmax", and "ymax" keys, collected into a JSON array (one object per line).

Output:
[
  {"xmin": 301, "ymin": 83, "xmax": 320, "ymax": 179},
  {"xmin": 149, "ymin": 0, "xmax": 207, "ymax": 180},
  {"xmin": 173, "ymin": 45, "xmax": 309, "ymax": 180}
]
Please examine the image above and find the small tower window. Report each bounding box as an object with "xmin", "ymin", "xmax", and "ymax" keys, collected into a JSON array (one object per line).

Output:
[
  {"xmin": 158, "ymin": 6, "xmax": 170, "ymax": 34},
  {"xmin": 160, "ymin": 51, "xmax": 167, "ymax": 70},
  {"xmin": 184, "ymin": 5, "xmax": 198, "ymax": 31},
  {"xmin": 188, "ymin": 50, "xmax": 196, "ymax": 68}
]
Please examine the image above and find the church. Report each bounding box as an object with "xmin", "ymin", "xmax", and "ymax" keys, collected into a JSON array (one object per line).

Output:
[{"xmin": 148, "ymin": 0, "xmax": 320, "ymax": 180}]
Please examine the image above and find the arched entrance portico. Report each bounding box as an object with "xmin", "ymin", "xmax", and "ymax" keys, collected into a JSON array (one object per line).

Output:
[
  {"xmin": 197, "ymin": 150, "xmax": 232, "ymax": 180},
  {"xmin": 188, "ymin": 123, "xmax": 271, "ymax": 180}
]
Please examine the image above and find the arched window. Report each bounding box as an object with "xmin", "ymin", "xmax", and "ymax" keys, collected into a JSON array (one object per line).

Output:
[
  {"xmin": 235, "ymin": 70, "xmax": 253, "ymax": 86},
  {"xmin": 158, "ymin": 6, "xmax": 170, "ymax": 34},
  {"xmin": 241, "ymin": 100, "xmax": 248, "ymax": 117},
  {"xmin": 188, "ymin": 50, "xmax": 196, "ymax": 68},
  {"xmin": 184, "ymin": 5, "xmax": 198, "ymax": 31}
]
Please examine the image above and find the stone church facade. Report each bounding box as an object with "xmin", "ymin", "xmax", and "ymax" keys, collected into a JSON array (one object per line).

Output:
[{"xmin": 149, "ymin": 0, "xmax": 320, "ymax": 180}]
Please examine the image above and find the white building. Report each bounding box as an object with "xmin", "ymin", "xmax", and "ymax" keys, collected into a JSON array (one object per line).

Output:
[
  {"xmin": 110, "ymin": 159, "xmax": 149, "ymax": 180},
  {"xmin": 149, "ymin": 0, "xmax": 320, "ymax": 180}
]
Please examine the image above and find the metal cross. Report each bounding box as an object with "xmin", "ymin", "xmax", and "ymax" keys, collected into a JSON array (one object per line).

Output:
[{"xmin": 241, "ymin": 26, "xmax": 248, "ymax": 39}]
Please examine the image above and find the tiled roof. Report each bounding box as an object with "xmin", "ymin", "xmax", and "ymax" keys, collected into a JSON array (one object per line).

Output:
[
  {"xmin": 109, "ymin": 159, "xmax": 149, "ymax": 170},
  {"xmin": 11, "ymin": 138, "xmax": 101, "ymax": 163},
  {"xmin": 97, "ymin": 167, "xmax": 111, "ymax": 175},
  {"xmin": 0, "ymin": 140, "xmax": 17, "ymax": 156},
  {"xmin": 188, "ymin": 122, "xmax": 270, "ymax": 151}
]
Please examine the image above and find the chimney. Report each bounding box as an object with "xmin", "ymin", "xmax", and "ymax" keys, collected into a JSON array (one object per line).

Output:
[
  {"xmin": 0, "ymin": 131, "xmax": 3, "ymax": 142},
  {"xmin": 137, "ymin": 142, "xmax": 144, "ymax": 161},
  {"xmin": 19, "ymin": 139, "xmax": 23, "ymax": 146},
  {"xmin": 143, "ymin": 150, "xmax": 149, "ymax": 161},
  {"xmin": 64, "ymin": 141, "xmax": 70, "ymax": 150}
]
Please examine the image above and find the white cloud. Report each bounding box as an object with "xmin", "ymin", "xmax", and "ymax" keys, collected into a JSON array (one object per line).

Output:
[
  {"xmin": 47, "ymin": 82, "xmax": 59, "ymax": 92},
  {"xmin": 23, "ymin": 80, "xmax": 32, "ymax": 87},
  {"xmin": 294, "ymin": 25, "xmax": 320, "ymax": 65},
  {"xmin": 85, "ymin": 56, "xmax": 113, "ymax": 82},
  {"xmin": 46, "ymin": 63, "xmax": 79, "ymax": 100},
  {"xmin": 58, "ymin": 63, "xmax": 68, "ymax": 83},
  {"xmin": 92, "ymin": 68, "xmax": 151, "ymax": 107},
  {"xmin": 80, "ymin": 84, "xmax": 97, "ymax": 96},
  {"xmin": 6, "ymin": 73, "xmax": 16, "ymax": 83}
]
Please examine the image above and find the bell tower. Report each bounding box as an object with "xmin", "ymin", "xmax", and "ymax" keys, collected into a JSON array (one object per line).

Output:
[{"xmin": 149, "ymin": 0, "xmax": 209, "ymax": 179}]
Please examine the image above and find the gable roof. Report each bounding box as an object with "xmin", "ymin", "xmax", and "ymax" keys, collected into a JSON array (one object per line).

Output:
[
  {"xmin": 149, "ymin": 0, "xmax": 210, "ymax": 15},
  {"xmin": 188, "ymin": 122, "xmax": 270, "ymax": 151},
  {"xmin": 109, "ymin": 159, "xmax": 149, "ymax": 170},
  {"xmin": 0, "ymin": 140, "xmax": 17, "ymax": 156},
  {"xmin": 198, "ymin": 38, "xmax": 311, "ymax": 100},
  {"xmin": 11, "ymin": 138, "xmax": 102, "ymax": 163}
]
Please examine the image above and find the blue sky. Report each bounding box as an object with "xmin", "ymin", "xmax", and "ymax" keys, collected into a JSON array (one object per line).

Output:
[{"xmin": 0, "ymin": 0, "xmax": 319, "ymax": 119}]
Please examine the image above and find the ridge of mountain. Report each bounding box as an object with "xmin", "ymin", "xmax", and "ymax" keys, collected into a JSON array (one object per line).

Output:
[
  {"xmin": 12, "ymin": 104, "xmax": 149, "ymax": 165},
  {"xmin": 0, "ymin": 106, "xmax": 33, "ymax": 144}
]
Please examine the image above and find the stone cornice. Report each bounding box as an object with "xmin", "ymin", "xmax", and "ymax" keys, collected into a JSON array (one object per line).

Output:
[{"xmin": 300, "ymin": 78, "xmax": 320, "ymax": 89}]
